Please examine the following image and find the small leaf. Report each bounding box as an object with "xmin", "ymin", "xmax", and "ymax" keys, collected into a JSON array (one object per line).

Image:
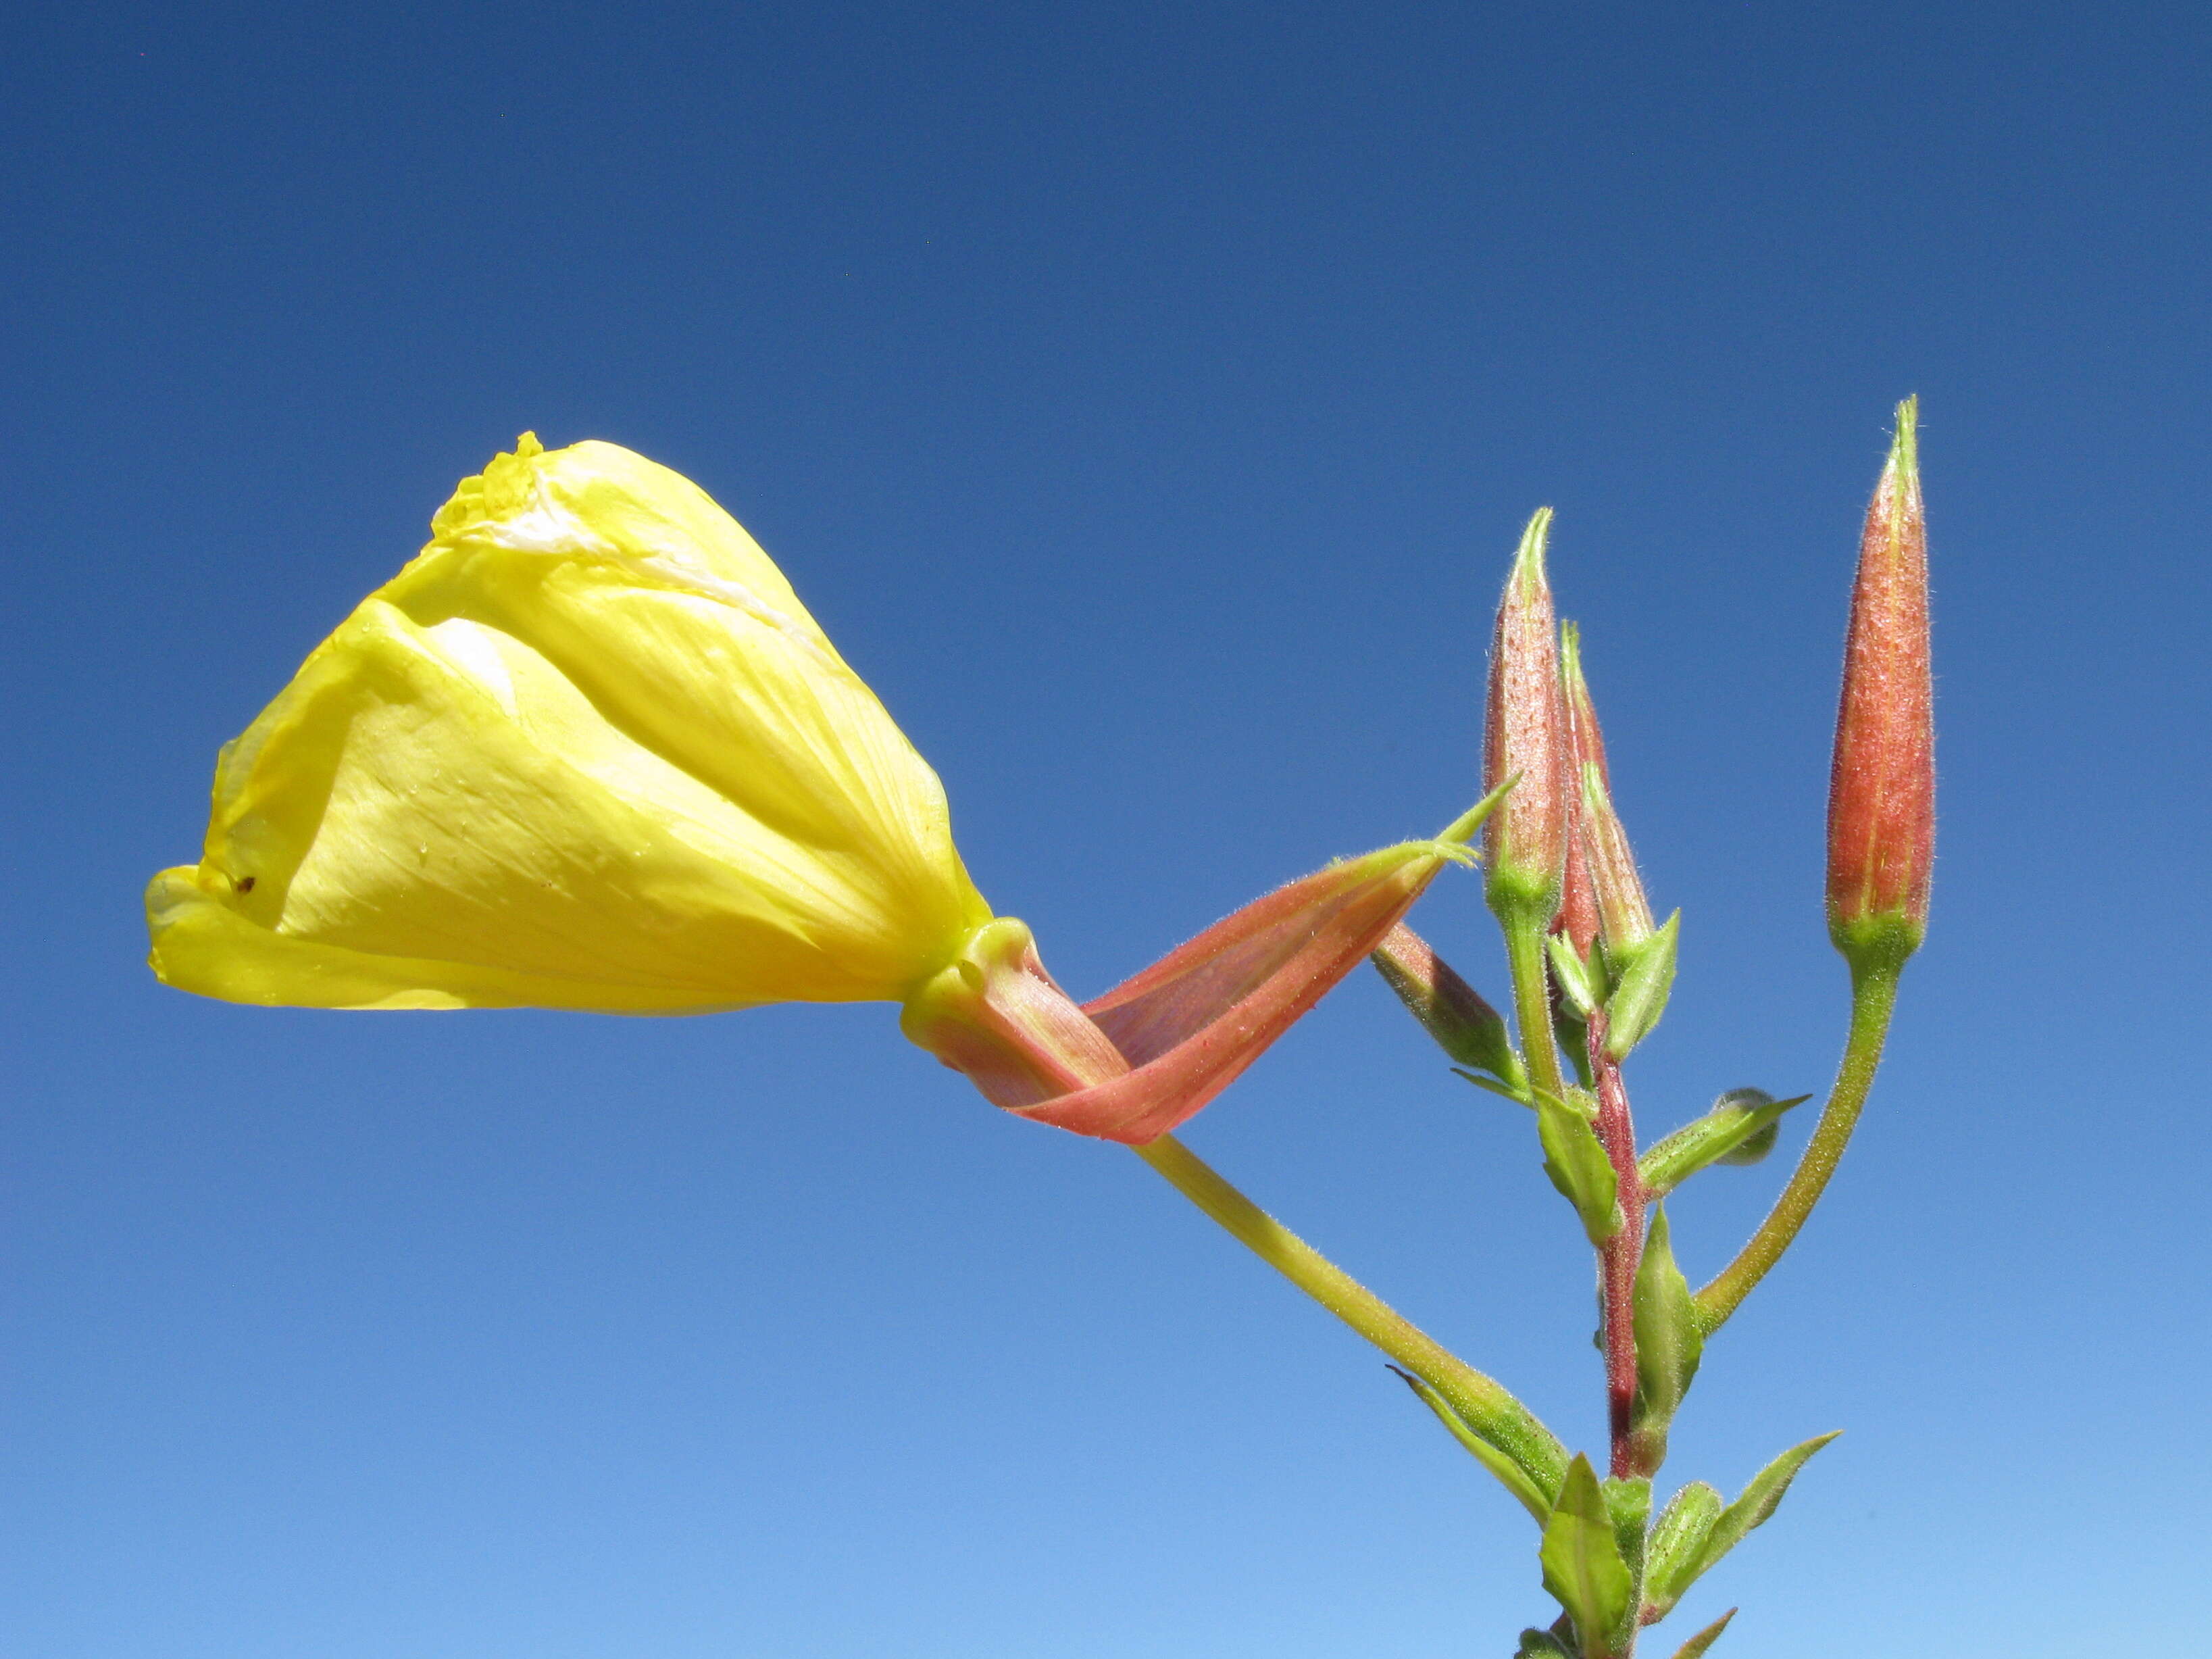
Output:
[
  {"xmin": 1547, "ymin": 931, "xmax": 1603, "ymax": 1018},
  {"xmin": 1684, "ymin": 1433, "xmax": 1842, "ymax": 1586},
  {"xmin": 1388, "ymin": 1366, "xmax": 1551, "ymax": 1524},
  {"xmin": 1601, "ymin": 1474, "xmax": 1651, "ymax": 1589},
  {"xmin": 1641, "ymin": 1481, "xmax": 1724, "ymax": 1618},
  {"xmin": 1668, "ymin": 1608, "xmax": 1737, "ymax": 1659},
  {"xmin": 1540, "ymin": 1455, "xmax": 1635, "ymax": 1657},
  {"xmin": 1455, "ymin": 1066, "xmax": 1536, "ymax": 1107},
  {"xmin": 1516, "ymin": 1629, "xmax": 1574, "ymax": 1658},
  {"xmin": 1629, "ymin": 1208, "xmax": 1703, "ymax": 1466},
  {"xmin": 1638, "ymin": 1091, "xmax": 1811, "ymax": 1197},
  {"xmin": 1602, "ymin": 910, "xmax": 1679, "ymax": 1059},
  {"xmin": 1536, "ymin": 1088, "xmax": 1623, "ymax": 1245}
]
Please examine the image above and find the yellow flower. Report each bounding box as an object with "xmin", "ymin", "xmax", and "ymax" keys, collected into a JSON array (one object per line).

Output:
[{"xmin": 146, "ymin": 435, "xmax": 992, "ymax": 1013}]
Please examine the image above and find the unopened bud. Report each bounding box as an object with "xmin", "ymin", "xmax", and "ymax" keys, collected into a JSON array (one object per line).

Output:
[
  {"xmin": 1828, "ymin": 397, "xmax": 1934, "ymax": 971},
  {"xmin": 1484, "ymin": 510, "xmax": 1571, "ymax": 925},
  {"xmin": 1560, "ymin": 624, "xmax": 1654, "ymax": 956},
  {"xmin": 1371, "ymin": 923, "xmax": 1528, "ymax": 1097}
]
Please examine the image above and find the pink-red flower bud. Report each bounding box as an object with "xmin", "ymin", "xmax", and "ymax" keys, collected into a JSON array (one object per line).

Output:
[
  {"xmin": 1828, "ymin": 397, "xmax": 1934, "ymax": 969},
  {"xmin": 1560, "ymin": 624, "xmax": 1654, "ymax": 955},
  {"xmin": 1484, "ymin": 510, "xmax": 1572, "ymax": 925}
]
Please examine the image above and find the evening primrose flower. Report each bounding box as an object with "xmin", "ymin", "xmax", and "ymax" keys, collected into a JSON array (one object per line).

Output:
[
  {"xmin": 148, "ymin": 435, "xmax": 1485, "ymax": 1143},
  {"xmin": 146, "ymin": 435, "xmax": 992, "ymax": 1014}
]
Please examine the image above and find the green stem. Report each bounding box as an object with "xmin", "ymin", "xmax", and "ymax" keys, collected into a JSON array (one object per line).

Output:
[
  {"xmin": 1134, "ymin": 1131, "xmax": 1567, "ymax": 1499},
  {"xmin": 1693, "ymin": 962, "xmax": 1901, "ymax": 1331},
  {"xmin": 1503, "ymin": 910, "xmax": 1568, "ymax": 1106}
]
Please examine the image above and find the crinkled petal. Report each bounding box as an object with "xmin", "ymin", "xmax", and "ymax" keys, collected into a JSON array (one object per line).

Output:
[{"xmin": 149, "ymin": 435, "xmax": 990, "ymax": 1012}]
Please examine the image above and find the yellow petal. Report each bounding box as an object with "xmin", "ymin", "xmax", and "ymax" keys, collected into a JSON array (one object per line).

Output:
[{"xmin": 148, "ymin": 435, "xmax": 992, "ymax": 1012}]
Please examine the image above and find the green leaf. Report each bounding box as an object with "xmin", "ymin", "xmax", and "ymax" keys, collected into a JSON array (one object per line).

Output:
[
  {"xmin": 1388, "ymin": 1366, "xmax": 1551, "ymax": 1524},
  {"xmin": 1535, "ymin": 1088, "xmax": 1623, "ymax": 1245},
  {"xmin": 1602, "ymin": 911, "xmax": 1680, "ymax": 1059},
  {"xmin": 1641, "ymin": 1481, "xmax": 1723, "ymax": 1619},
  {"xmin": 1515, "ymin": 1629, "xmax": 1574, "ymax": 1658},
  {"xmin": 1455, "ymin": 1067, "xmax": 1536, "ymax": 1107},
  {"xmin": 1601, "ymin": 1474, "xmax": 1651, "ymax": 1589},
  {"xmin": 1629, "ymin": 1208, "xmax": 1703, "ymax": 1466},
  {"xmin": 1637, "ymin": 1090, "xmax": 1811, "ymax": 1197},
  {"xmin": 1667, "ymin": 1608, "xmax": 1737, "ymax": 1659},
  {"xmin": 1540, "ymin": 1455, "xmax": 1635, "ymax": 1658},
  {"xmin": 1683, "ymin": 1433, "xmax": 1842, "ymax": 1587},
  {"xmin": 1547, "ymin": 931, "xmax": 1604, "ymax": 1018}
]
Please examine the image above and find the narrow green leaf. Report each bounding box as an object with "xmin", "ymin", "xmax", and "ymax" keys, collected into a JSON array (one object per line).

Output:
[
  {"xmin": 1603, "ymin": 910, "xmax": 1680, "ymax": 1059},
  {"xmin": 1454, "ymin": 1066, "xmax": 1535, "ymax": 1107},
  {"xmin": 1535, "ymin": 1088, "xmax": 1623, "ymax": 1245},
  {"xmin": 1667, "ymin": 1608, "xmax": 1737, "ymax": 1659},
  {"xmin": 1684, "ymin": 1433, "xmax": 1842, "ymax": 1585},
  {"xmin": 1638, "ymin": 1090, "xmax": 1812, "ymax": 1197},
  {"xmin": 1540, "ymin": 1455, "xmax": 1635, "ymax": 1657},
  {"xmin": 1388, "ymin": 1366, "xmax": 1551, "ymax": 1524},
  {"xmin": 1547, "ymin": 931, "xmax": 1603, "ymax": 1018},
  {"xmin": 1641, "ymin": 1481, "xmax": 1724, "ymax": 1619},
  {"xmin": 1629, "ymin": 1208, "xmax": 1703, "ymax": 1466}
]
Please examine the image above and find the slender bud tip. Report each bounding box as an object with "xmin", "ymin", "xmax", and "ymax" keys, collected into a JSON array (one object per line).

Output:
[{"xmin": 1512, "ymin": 507, "xmax": 1555, "ymax": 594}]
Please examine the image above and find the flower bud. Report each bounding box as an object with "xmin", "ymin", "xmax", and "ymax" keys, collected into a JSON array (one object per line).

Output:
[
  {"xmin": 1828, "ymin": 398, "xmax": 1934, "ymax": 970},
  {"xmin": 1370, "ymin": 923, "xmax": 1528, "ymax": 1096},
  {"xmin": 1483, "ymin": 510, "xmax": 1571, "ymax": 925},
  {"xmin": 1559, "ymin": 624, "xmax": 1653, "ymax": 956}
]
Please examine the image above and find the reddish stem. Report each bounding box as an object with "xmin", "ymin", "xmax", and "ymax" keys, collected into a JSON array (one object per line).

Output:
[{"xmin": 1585, "ymin": 1008, "xmax": 1647, "ymax": 1479}]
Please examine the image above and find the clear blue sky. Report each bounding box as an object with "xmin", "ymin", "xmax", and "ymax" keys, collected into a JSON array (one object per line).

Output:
[{"xmin": 5, "ymin": 4, "xmax": 2206, "ymax": 1654}]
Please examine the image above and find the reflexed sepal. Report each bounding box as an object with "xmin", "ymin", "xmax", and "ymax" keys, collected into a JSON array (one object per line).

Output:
[
  {"xmin": 1639, "ymin": 1089, "xmax": 1812, "ymax": 1197},
  {"xmin": 1667, "ymin": 1609, "xmax": 1737, "ymax": 1659},
  {"xmin": 1672, "ymin": 1434, "xmax": 1841, "ymax": 1598},
  {"xmin": 1389, "ymin": 1366, "xmax": 1551, "ymax": 1524},
  {"xmin": 1628, "ymin": 1208, "xmax": 1702, "ymax": 1474},
  {"xmin": 1601, "ymin": 911, "xmax": 1679, "ymax": 1060},
  {"xmin": 1640, "ymin": 1481, "xmax": 1723, "ymax": 1621},
  {"xmin": 1536, "ymin": 1088, "xmax": 1624, "ymax": 1245},
  {"xmin": 1516, "ymin": 1630, "xmax": 1574, "ymax": 1658},
  {"xmin": 1540, "ymin": 1454, "xmax": 1636, "ymax": 1659}
]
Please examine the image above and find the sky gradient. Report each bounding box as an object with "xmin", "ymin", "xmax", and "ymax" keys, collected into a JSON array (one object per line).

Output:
[{"xmin": 5, "ymin": 4, "xmax": 2207, "ymax": 1654}]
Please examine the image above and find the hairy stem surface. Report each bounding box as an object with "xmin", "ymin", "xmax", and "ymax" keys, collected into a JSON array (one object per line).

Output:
[{"xmin": 1695, "ymin": 963, "xmax": 1901, "ymax": 1330}]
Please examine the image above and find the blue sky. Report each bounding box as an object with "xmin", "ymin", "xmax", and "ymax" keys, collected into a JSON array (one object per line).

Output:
[{"xmin": 4, "ymin": 3, "xmax": 2207, "ymax": 1654}]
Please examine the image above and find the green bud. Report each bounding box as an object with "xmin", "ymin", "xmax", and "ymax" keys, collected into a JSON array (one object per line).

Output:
[
  {"xmin": 1370, "ymin": 923, "xmax": 1528, "ymax": 1097},
  {"xmin": 1638, "ymin": 1089, "xmax": 1811, "ymax": 1198}
]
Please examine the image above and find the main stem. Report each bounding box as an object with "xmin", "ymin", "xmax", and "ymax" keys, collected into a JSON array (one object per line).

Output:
[
  {"xmin": 1133, "ymin": 1132, "xmax": 1566, "ymax": 1498},
  {"xmin": 1585, "ymin": 1010, "xmax": 1647, "ymax": 1479},
  {"xmin": 1694, "ymin": 962, "xmax": 1901, "ymax": 1331}
]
